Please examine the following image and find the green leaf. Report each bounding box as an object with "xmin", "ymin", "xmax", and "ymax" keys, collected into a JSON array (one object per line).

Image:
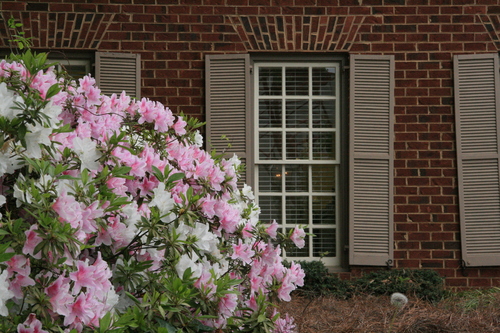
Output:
[
  {"xmin": 45, "ymin": 83, "xmax": 61, "ymax": 99},
  {"xmin": 99, "ymin": 312, "xmax": 112, "ymax": 332},
  {"xmin": 0, "ymin": 230, "xmax": 10, "ymax": 236},
  {"xmin": 189, "ymin": 320, "xmax": 216, "ymax": 332},
  {"xmin": 156, "ymin": 319, "xmax": 178, "ymax": 333},
  {"xmin": 167, "ymin": 172, "xmax": 185, "ymax": 184},
  {"xmin": 0, "ymin": 252, "xmax": 15, "ymax": 262}
]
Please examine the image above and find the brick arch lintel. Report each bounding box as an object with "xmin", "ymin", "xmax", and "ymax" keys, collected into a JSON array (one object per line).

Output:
[
  {"xmin": 478, "ymin": 14, "xmax": 500, "ymax": 51},
  {"xmin": 0, "ymin": 11, "xmax": 115, "ymax": 50},
  {"xmin": 227, "ymin": 15, "xmax": 366, "ymax": 52}
]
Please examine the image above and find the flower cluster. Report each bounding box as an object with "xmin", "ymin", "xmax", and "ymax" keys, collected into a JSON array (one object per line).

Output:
[{"xmin": 0, "ymin": 50, "xmax": 305, "ymax": 332}]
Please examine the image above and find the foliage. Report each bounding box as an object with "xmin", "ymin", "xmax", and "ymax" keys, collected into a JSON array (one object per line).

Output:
[
  {"xmin": 293, "ymin": 260, "xmax": 352, "ymax": 299},
  {"xmin": 295, "ymin": 261, "xmax": 447, "ymax": 303},
  {"xmin": 0, "ymin": 45, "xmax": 305, "ymax": 332},
  {"xmin": 351, "ymin": 269, "xmax": 447, "ymax": 302}
]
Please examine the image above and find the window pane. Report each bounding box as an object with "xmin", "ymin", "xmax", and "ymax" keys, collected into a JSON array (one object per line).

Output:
[
  {"xmin": 258, "ymin": 165, "xmax": 283, "ymax": 192},
  {"xmin": 313, "ymin": 228, "xmax": 336, "ymax": 257},
  {"xmin": 286, "ymin": 100, "xmax": 308, "ymax": 128},
  {"xmin": 259, "ymin": 196, "xmax": 282, "ymax": 223},
  {"xmin": 259, "ymin": 100, "xmax": 282, "ymax": 128},
  {"xmin": 65, "ymin": 65, "xmax": 90, "ymax": 80},
  {"xmin": 312, "ymin": 165, "xmax": 335, "ymax": 192},
  {"xmin": 313, "ymin": 196, "xmax": 336, "ymax": 224},
  {"xmin": 312, "ymin": 100, "xmax": 335, "ymax": 128},
  {"xmin": 285, "ymin": 196, "xmax": 308, "ymax": 224},
  {"xmin": 285, "ymin": 164, "xmax": 308, "ymax": 192},
  {"xmin": 286, "ymin": 227, "xmax": 310, "ymax": 257},
  {"xmin": 312, "ymin": 67, "xmax": 336, "ymax": 96},
  {"xmin": 259, "ymin": 67, "xmax": 282, "ymax": 96},
  {"xmin": 259, "ymin": 132, "xmax": 282, "ymax": 160},
  {"xmin": 286, "ymin": 132, "xmax": 308, "ymax": 159},
  {"xmin": 312, "ymin": 132, "xmax": 335, "ymax": 160},
  {"xmin": 286, "ymin": 67, "xmax": 308, "ymax": 95}
]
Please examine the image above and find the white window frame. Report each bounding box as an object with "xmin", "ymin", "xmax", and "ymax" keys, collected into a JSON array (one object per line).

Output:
[{"xmin": 254, "ymin": 62, "xmax": 341, "ymax": 266}]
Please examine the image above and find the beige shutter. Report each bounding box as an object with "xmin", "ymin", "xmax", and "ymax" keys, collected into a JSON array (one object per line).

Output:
[
  {"xmin": 454, "ymin": 53, "xmax": 500, "ymax": 267},
  {"xmin": 349, "ymin": 55, "xmax": 394, "ymax": 266},
  {"xmin": 95, "ymin": 52, "xmax": 141, "ymax": 99},
  {"xmin": 205, "ymin": 54, "xmax": 253, "ymax": 186}
]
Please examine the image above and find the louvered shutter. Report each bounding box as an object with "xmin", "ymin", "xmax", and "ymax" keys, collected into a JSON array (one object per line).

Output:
[
  {"xmin": 95, "ymin": 52, "xmax": 141, "ymax": 99},
  {"xmin": 454, "ymin": 54, "xmax": 500, "ymax": 267},
  {"xmin": 349, "ymin": 55, "xmax": 394, "ymax": 266},
  {"xmin": 205, "ymin": 54, "xmax": 252, "ymax": 186}
]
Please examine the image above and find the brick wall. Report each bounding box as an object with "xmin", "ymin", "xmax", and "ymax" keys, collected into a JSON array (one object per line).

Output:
[{"xmin": 2, "ymin": 0, "xmax": 500, "ymax": 289}]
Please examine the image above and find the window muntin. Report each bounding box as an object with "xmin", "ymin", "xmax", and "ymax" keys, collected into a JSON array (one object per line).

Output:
[{"xmin": 254, "ymin": 62, "xmax": 340, "ymax": 266}]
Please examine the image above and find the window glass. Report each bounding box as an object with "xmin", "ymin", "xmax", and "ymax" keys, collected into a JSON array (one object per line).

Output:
[{"xmin": 255, "ymin": 62, "xmax": 340, "ymax": 265}]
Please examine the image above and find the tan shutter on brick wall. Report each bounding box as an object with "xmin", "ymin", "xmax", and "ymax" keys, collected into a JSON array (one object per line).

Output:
[
  {"xmin": 205, "ymin": 54, "xmax": 253, "ymax": 186},
  {"xmin": 454, "ymin": 53, "xmax": 500, "ymax": 267},
  {"xmin": 95, "ymin": 52, "xmax": 141, "ymax": 99},
  {"xmin": 349, "ymin": 55, "xmax": 394, "ymax": 266}
]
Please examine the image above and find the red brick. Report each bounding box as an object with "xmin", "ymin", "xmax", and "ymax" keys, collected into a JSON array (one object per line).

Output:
[
  {"xmin": 397, "ymin": 260, "xmax": 421, "ymax": 268},
  {"xmin": 409, "ymin": 250, "xmax": 432, "ymax": 259},
  {"xmin": 396, "ymin": 223, "xmax": 419, "ymax": 232},
  {"xmin": 445, "ymin": 278, "xmax": 467, "ymax": 287},
  {"xmin": 469, "ymin": 279, "xmax": 492, "ymax": 287}
]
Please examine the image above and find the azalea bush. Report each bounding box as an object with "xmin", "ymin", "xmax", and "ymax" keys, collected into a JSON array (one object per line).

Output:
[{"xmin": 0, "ymin": 48, "xmax": 305, "ymax": 333}]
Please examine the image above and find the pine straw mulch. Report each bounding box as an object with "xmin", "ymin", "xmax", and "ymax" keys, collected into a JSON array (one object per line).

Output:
[{"xmin": 278, "ymin": 293, "xmax": 500, "ymax": 333}]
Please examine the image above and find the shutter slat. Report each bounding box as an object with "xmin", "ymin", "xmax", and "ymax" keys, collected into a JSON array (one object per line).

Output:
[
  {"xmin": 95, "ymin": 52, "xmax": 141, "ymax": 99},
  {"xmin": 205, "ymin": 54, "xmax": 252, "ymax": 186},
  {"xmin": 454, "ymin": 53, "xmax": 500, "ymax": 267},
  {"xmin": 349, "ymin": 55, "xmax": 394, "ymax": 266}
]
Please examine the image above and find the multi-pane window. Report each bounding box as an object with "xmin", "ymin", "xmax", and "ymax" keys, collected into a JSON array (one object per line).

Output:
[
  {"xmin": 54, "ymin": 59, "xmax": 92, "ymax": 80},
  {"xmin": 254, "ymin": 63, "xmax": 340, "ymax": 266}
]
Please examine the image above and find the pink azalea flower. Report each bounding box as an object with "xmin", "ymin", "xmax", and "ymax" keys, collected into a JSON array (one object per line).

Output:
[
  {"xmin": 52, "ymin": 191, "xmax": 83, "ymax": 229},
  {"xmin": 106, "ymin": 177, "xmax": 128, "ymax": 196},
  {"xmin": 69, "ymin": 260, "xmax": 97, "ymax": 294},
  {"xmin": 17, "ymin": 313, "xmax": 49, "ymax": 333},
  {"xmin": 241, "ymin": 222, "xmax": 253, "ymax": 238},
  {"xmin": 64, "ymin": 292, "xmax": 95, "ymax": 327},
  {"xmin": 230, "ymin": 239, "xmax": 255, "ymax": 265},
  {"xmin": 23, "ymin": 225, "xmax": 43, "ymax": 259},
  {"xmin": 45, "ymin": 275, "xmax": 73, "ymax": 317},
  {"xmin": 172, "ymin": 117, "xmax": 187, "ymax": 135},
  {"xmin": 7, "ymin": 255, "xmax": 35, "ymax": 298},
  {"xmin": 290, "ymin": 226, "xmax": 306, "ymax": 249},
  {"xmin": 266, "ymin": 220, "xmax": 279, "ymax": 239},
  {"xmin": 218, "ymin": 292, "xmax": 238, "ymax": 319}
]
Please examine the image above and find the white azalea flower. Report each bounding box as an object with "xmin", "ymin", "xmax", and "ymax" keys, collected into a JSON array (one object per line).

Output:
[
  {"xmin": 230, "ymin": 154, "xmax": 241, "ymax": 166},
  {"xmin": 176, "ymin": 253, "xmax": 202, "ymax": 279},
  {"xmin": 242, "ymin": 184, "xmax": 255, "ymax": 200},
  {"xmin": 193, "ymin": 130, "xmax": 203, "ymax": 147},
  {"xmin": 72, "ymin": 136, "xmax": 102, "ymax": 171},
  {"xmin": 24, "ymin": 124, "xmax": 52, "ymax": 159},
  {"xmin": 0, "ymin": 269, "xmax": 14, "ymax": 316},
  {"xmin": 0, "ymin": 82, "xmax": 21, "ymax": 120},
  {"xmin": 177, "ymin": 222, "xmax": 218, "ymax": 254},
  {"xmin": 149, "ymin": 182, "xmax": 175, "ymax": 221},
  {"xmin": 41, "ymin": 102, "xmax": 62, "ymax": 128},
  {"xmin": 13, "ymin": 177, "xmax": 32, "ymax": 207}
]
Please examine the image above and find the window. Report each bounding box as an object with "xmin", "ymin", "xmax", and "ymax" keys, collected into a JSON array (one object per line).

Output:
[
  {"xmin": 206, "ymin": 54, "xmax": 394, "ymax": 267},
  {"xmin": 52, "ymin": 59, "xmax": 92, "ymax": 81},
  {"xmin": 254, "ymin": 63, "xmax": 341, "ymax": 266}
]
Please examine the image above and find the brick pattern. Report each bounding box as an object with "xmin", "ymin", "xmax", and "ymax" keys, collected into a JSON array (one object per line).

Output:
[
  {"xmin": 0, "ymin": 11, "xmax": 115, "ymax": 49},
  {"xmin": 228, "ymin": 15, "xmax": 364, "ymax": 51},
  {"xmin": 2, "ymin": 0, "xmax": 500, "ymax": 289}
]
